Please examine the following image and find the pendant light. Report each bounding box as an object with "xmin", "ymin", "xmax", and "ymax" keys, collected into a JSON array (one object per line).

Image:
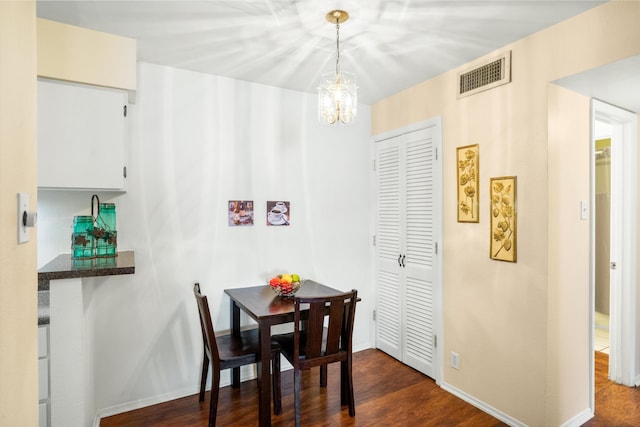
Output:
[{"xmin": 318, "ymin": 10, "xmax": 357, "ymax": 125}]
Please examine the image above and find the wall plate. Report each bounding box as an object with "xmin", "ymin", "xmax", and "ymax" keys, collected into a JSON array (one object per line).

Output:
[{"xmin": 18, "ymin": 192, "xmax": 30, "ymax": 244}]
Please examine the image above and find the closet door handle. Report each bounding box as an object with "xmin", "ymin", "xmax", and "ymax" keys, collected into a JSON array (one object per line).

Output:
[
  {"xmin": 398, "ymin": 254, "xmax": 403, "ymax": 267},
  {"xmin": 401, "ymin": 254, "xmax": 406, "ymax": 267}
]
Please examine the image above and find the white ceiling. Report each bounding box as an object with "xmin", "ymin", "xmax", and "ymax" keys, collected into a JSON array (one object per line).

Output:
[
  {"xmin": 37, "ymin": 0, "xmax": 611, "ymax": 105},
  {"xmin": 554, "ymin": 55, "xmax": 640, "ymax": 114}
]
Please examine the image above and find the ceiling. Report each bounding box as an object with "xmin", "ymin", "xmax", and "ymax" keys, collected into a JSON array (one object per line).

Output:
[
  {"xmin": 554, "ymin": 55, "xmax": 640, "ymax": 114},
  {"xmin": 36, "ymin": 0, "xmax": 612, "ymax": 105}
]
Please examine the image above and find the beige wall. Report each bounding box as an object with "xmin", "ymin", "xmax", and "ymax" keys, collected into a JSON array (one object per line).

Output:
[
  {"xmin": 0, "ymin": 2, "xmax": 38, "ymax": 425},
  {"xmin": 547, "ymin": 84, "xmax": 591, "ymax": 425},
  {"xmin": 37, "ymin": 18, "xmax": 137, "ymax": 91},
  {"xmin": 0, "ymin": 11, "xmax": 135, "ymax": 425},
  {"xmin": 372, "ymin": 1, "xmax": 640, "ymax": 425}
]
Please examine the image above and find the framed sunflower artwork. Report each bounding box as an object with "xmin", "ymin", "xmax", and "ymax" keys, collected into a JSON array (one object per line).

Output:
[
  {"xmin": 489, "ymin": 176, "xmax": 517, "ymax": 262},
  {"xmin": 456, "ymin": 144, "xmax": 479, "ymax": 222}
]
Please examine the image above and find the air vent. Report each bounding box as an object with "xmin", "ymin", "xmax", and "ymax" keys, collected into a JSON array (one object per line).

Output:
[{"xmin": 457, "ymin": 51, "xmax": 511, "ymax": 98}]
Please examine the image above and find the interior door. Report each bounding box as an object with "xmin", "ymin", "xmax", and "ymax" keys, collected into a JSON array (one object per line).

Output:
[
  {"xmin": 375, "ymin": 119, "xmax": 441, "ymax": 379},
  {"xmin": 375, "ymin": 138, "xmax": 403, "ymax": 361},
  {"xmin": 403, "ymin": 129, "xmax": 436, "ymax": 376}
]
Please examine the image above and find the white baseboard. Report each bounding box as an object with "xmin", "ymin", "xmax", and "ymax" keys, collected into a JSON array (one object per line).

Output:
[
  {"xmin": 94, "ymin": 347, "xmax": 372, "ymax": 426},
  {"xmin": 94, "ymin": 385, "xmax": 197, "ymax": 426},
  {"xmin": 94, "ymin": 367, "xmax": 264, "ymax": 425},
  {"xmin": 440, "ymin": 381, "xmax": 526, "ymax": 427},
  {"xmin": 559, "ymin": 408, "xmax": 593, "ymax": 427}
]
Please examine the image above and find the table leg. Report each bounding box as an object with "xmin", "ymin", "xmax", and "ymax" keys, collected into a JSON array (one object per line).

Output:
[
  {"xmin": 257, "ymin": 321, "xmax": 272, "ymax": 427},
  {"xmin": 230, "ymin": 300, "xmax": 241, "ymax": 388}
]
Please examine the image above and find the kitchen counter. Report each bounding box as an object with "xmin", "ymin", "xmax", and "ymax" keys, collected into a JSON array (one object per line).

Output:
[
  {"xmin": 37, "ymin": 251, "xmax": 135, "ymax": 325},
  {"xmin": 39, "ymin": 251, "xmax": 135, "ymax": 427},
  {"xmin": 38, "ymin": 250, "xmax": 135, "ymax": 283}
]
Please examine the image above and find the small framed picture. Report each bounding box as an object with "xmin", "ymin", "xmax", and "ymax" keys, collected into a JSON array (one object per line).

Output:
[
  {"xmin": 267, "ymin": 201, "xmax": 290, "ymax": 226},
  {"xmin": 228, "ymin": 200, "xmax": 254, "ymax": 226},
  {"xmin": 489, "ymin": 176, "xmax": 517, "ymax": 262}
]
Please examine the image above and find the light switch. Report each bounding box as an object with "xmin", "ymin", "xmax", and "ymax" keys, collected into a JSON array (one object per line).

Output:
[
  {"xmin": 18, "ymin": 192, "xmax": 36, "ymax": 244},
  {"xmin": 580, "ymin": 200, "xmax": 588, "ymax": 220}
]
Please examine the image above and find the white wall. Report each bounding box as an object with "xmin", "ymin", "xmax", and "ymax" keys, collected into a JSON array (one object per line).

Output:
[{"xmin": 37, "ymin": 62, "xmax": 373, "ymax": 420}]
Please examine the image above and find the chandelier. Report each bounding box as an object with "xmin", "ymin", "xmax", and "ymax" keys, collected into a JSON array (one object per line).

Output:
[{"xmin": 318, "ymin": 10, "xmax": 357, "ymax": 126}]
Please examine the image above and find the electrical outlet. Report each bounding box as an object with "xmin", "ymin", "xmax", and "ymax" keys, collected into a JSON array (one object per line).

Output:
[{"xmin": 450, "ymin": 351, "xmax": 460, "ymax": 369}]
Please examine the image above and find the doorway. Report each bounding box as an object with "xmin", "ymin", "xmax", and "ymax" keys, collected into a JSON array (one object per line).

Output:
[
  {"xmin": 593, "ymin": 121, "xmax": 610, "ymax": 355},
  {"xmin": 591, "ymin": 99, "xmax": 638, "ymax": 389}
]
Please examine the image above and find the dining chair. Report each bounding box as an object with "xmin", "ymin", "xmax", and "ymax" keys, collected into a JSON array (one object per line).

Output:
[
  {"xmin": 193, "ymin": 283, "xmax": 282, "ymax": 427},
  {"xmin": 273, "ymin": 289, "xmax": 358, "ymax": 427}
]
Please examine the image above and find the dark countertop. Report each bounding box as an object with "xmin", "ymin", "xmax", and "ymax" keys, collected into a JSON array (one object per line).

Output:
[
  {"xmin": 37, "ymin": 251, "xmax": 135, "ymax": 325},
  {"xmin": 38, "ymin": 250, "xmax": 135, "ymax": 284}
]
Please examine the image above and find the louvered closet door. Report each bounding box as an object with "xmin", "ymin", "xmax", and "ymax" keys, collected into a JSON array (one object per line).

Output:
[
  {"xmin": 375, "ymin": 125, "xmax": 438, "ymax": 379},
  {"xmin": 403, "ymin": 128, "xmax": 435, "ymax": 377},
  {"xmin": 375, "ymin": 139, "xmax": 403, "ymax": 360}
]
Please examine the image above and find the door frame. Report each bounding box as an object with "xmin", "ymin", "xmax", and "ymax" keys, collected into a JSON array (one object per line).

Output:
[
  {"xmin": 371, "ymin": 116, "xmax": 443, "ymax": 384},
  {"xmin": 590, "ymin": 99, "xmax": 638, "ymax": 406}
]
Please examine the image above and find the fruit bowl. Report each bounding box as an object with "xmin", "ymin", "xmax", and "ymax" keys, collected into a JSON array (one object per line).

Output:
[{"xmin": 269, "ymin": 274, "xmax": 302, "ymax": 298}]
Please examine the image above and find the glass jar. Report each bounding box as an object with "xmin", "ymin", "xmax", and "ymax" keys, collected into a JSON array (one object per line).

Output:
[
  {"xmin": 99, "ymin": 203, "xmax": 116, "ymax": 231},
  {"xmin": 96, "ymin": 203, "xmax": 117, "ymax": 257},
  {"xmin": 72, "ymin": 215, "xmax": 95, "ymax": 259}
]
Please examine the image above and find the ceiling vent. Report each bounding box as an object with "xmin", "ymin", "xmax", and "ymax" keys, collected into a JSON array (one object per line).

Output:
[{"xmin": 457, "ymin": 51, "xmax": 511, "ymax": 98}]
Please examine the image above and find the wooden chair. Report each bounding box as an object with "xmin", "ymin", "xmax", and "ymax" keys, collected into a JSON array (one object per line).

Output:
[
  {"xmin": 193, "ymin": 283, "xmax": 282, "ymax": 427},
  {"xmin": 274, "ymin": 289, "xmax": 358, "ymax": 427}
]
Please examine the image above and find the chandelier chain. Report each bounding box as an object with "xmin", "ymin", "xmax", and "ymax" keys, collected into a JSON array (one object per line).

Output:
[{"xmin": 335, "ymin": 22, "xmax": 340, "ymax": 76}]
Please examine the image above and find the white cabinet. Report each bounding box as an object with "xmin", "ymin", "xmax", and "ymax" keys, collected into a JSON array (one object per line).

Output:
[
  {"xmin": 374, "ymin": 121, "xmax": 442, "ymax": 378},
  {"xmin": 38, "ymin": 79, "xmax": 127, "ymax": 190}
]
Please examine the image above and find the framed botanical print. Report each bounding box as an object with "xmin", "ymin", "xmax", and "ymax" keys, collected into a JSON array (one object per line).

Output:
[
  {"xmin": 456, "ymin": 144, "xmax": 479, "ymax": 222},
  {"xmin": 489, "ymin": 176, "xmax": 517, "ymax": 262}
]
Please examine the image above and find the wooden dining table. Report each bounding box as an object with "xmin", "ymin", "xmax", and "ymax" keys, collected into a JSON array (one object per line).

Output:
[{"xmin": 224, "ymin": 280, "xmax": 346, "ymax": 427}]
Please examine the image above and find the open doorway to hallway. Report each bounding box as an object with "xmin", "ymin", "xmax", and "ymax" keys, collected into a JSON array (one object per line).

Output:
[
  {"xmin": 555, "ymin": 53, "xmax": 640, "ymax": 418},
  {"xmin": 593, "ymin": 119, "xmax": 611, "ymax": 355},
  {"xmin": 591, "ymin": 99, "xmax": 637, "ymax": 388}
]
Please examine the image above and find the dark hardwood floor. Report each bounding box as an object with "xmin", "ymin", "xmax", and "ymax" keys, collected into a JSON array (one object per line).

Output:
[
  {"xmin": 583, "ymin": 351, "xmax": 640, "ymax": 427},
  {"xmin": 100, "ymin": 349, "xmax": 639, "ymax": 426}
]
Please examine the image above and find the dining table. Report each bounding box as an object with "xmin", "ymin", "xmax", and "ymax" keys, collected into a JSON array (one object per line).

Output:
[{"xmin": 224, "ymin": 280, "xmax": 347, "ymax": 427}]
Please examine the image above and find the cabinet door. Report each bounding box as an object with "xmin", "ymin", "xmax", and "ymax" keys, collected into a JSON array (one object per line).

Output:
[
  {"xmin": 38, "ymin": 79, "xmax": 127, "ymax": 190},
  {"xmin": 38, "ymin": 358, "xmax": 48, "ymax": 401},
  {"xmin": 39, "ymin": 402, "xmax": 48, "ymax": 427},
  {"xmin": 38, "ymin": 325, "xmax": 48, "ymax": 358}
]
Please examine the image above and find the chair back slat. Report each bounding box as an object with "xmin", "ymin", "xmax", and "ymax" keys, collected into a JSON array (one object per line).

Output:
[
  {"xmin": 304, "ymin": 301, "xmax": 326, "ymax": 358},
  {"xmin": 325, "ymin": 299, "xmax": 345, "ymax": 355},
  {"xmin": 194, "ymin": 283, "xmax": 220, "ymax": 368}
]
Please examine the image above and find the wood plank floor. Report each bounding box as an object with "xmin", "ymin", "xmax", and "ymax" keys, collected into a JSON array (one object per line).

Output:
[
  {"xmin": 100, "ymin": 349, "xmax": 639, "ymax": 426},
  {"xmin": 583, "ymin": 351, "xmax": 640, "ymax": 427}
]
